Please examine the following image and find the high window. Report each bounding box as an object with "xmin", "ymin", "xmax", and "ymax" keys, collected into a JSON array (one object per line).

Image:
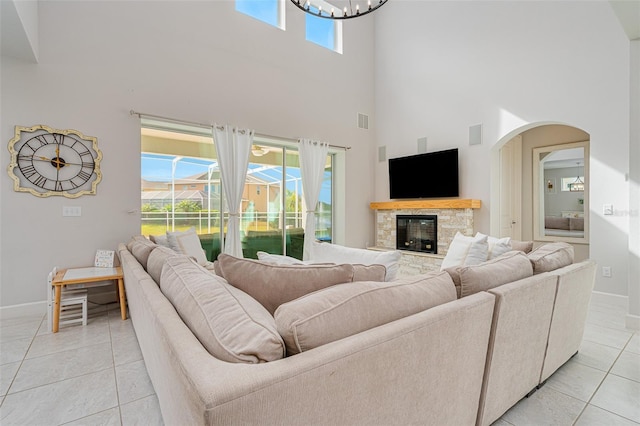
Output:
[
  {"xmin": 140, "ymin": 121, "xmax": 334, "ymax": 260},
  {"xmin": 236, "ymin": 0, "xmax": 284, "ymax": 29},
  {"xmin": 305, "ymin": 3, "xmax": 342, "ymax": 53}
]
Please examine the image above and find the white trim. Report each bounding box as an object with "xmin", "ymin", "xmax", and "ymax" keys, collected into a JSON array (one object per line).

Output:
[
  {"xmin": 626, "ymin": 314, "xmax": 640, "ymax": 331},
  {"xmin": 0, "ymin": 301, "xmax": 47, "ymax": 319},
  {"xmin": 590, "ymin": 290, "xmax": 628, "ymax": 309}
]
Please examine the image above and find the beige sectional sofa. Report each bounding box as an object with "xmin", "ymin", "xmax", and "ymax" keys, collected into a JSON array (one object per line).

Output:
[{"xmin": 117, "ymin": 237, "xmax": 595, "ymax": 426}]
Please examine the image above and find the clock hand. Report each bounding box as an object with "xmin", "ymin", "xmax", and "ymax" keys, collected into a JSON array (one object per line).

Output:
[
  {"xmin": 55, "ymin": 145, "xmax": 61, "ymax": 171},
  {"xmin": 32, "ymin": 157, "xmax": 84, "ymax": 167}
]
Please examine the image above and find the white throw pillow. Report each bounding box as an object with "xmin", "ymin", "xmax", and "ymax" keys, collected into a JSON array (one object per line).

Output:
[
  {"xmin": 476, "ymin": 233, "xmax": 512, "ymax": 260},
  {"xmin": 166, "ymin": 227, "xmax": 208, "ymax": 266},
  {"xmin": 440, "ymin": 232, "xmax": 489, "ymax": 270},
  {"xmin": 309, "ymin": 242, "xmax": 401, "ymax": 281},
  {"xmin": 257, "ymin": 252, "xmax": 305, "ymax": 265}
]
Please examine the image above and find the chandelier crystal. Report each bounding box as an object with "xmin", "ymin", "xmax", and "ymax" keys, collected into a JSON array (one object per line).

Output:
[{"xmin": 290, "ymin": 0, "xmax": 389, "ymax": 20}]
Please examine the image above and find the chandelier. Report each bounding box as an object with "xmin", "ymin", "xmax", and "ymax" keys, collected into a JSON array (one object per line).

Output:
[
  {"xmin": 569, "ymin": 162, "xmax": 585, "ymax": 192},
  {"xmin": 290, "ymin": 0, "xmax": 389, "ymax": 20}
]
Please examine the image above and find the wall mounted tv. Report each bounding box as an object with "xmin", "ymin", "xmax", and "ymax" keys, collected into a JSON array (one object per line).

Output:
[{"xmin": 389, "ymin": 148, "xmax": 459, "ymax": 199}]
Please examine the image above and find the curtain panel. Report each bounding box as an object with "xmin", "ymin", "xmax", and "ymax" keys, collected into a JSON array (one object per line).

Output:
[
  {"xmin": 299, "ymin": 139, "xmax": 329, "ymax": 260},
  {"xmin": 213, "ymin": 124, "xmax": 253, "ymax": 258}
]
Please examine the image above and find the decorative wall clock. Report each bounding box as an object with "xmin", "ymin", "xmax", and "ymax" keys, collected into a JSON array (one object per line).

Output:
[{"xmin": 7, "ymin": 125, "xmax": 102, "ymax": 198}]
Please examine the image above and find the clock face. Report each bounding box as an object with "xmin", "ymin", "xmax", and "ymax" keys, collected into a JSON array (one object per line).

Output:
[{"xmin": 7, "ymin": 125, "xmax": 102, "ymax": 198}]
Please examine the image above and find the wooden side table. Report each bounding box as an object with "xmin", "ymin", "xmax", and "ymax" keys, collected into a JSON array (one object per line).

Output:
[{"xmin": 51, "ymin": 266, "xmax": 125, "ymax": 333}]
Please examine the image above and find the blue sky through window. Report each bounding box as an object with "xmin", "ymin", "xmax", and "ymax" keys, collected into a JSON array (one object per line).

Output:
[
  {"xmin": 236, "ymin": 0, "xmax": 279, "ymax": 27},
  {"xmin": 306, "ymin": 7, "xmax": 335, "ymax": 51}
]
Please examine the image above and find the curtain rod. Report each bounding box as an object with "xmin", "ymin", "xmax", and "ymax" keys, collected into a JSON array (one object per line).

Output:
[{"xmin": 130, "ymin": 110, "xmax": 351, "ymax": 150}]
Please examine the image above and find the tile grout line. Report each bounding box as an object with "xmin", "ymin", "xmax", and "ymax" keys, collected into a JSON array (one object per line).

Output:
[
  {"xmin": 572, "ymin": 333, "xmax": 636, "ymax": 425},
  {"xmin": 108, "ymin": 308, "xmax": 126, "ymax": 426},
  {"xmin": 0, "ymin": 313, "xmax": 47, "ymax": 407}
]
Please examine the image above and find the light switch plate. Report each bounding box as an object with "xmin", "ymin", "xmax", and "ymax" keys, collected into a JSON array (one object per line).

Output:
[{"xmin": 603, "ymin": 204, "xmax": 613, "ymax": 215}]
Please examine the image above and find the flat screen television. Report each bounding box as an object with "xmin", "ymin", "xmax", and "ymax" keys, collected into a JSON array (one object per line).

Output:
[{"xmin": 389, "ymin": 148, "xmax": 459, "ymax": 199}]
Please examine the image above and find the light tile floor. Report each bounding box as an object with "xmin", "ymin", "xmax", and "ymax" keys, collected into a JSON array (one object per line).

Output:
[{"xmin": 0, "ymin": 296, "xmax": 638, "ymax": 425}]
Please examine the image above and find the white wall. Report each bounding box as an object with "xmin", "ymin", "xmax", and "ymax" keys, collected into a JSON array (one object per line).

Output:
[
  {"xmin": 0, "ymin": 1, "xmax": 377, "ymax": 307},
  {"xmin": 374, "ymin": 1, "xmax": 631, "ymax": 296}
]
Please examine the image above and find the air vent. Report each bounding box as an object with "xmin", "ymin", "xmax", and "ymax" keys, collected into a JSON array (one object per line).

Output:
[{"xmin": 357, "ymin": 113, "xmax": 369, "ymax": 130}]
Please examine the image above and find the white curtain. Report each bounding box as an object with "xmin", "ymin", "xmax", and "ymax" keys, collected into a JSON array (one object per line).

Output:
[
  {"xmin": 299, "ymin": 138, "xmax": 329, "ymax": 260},
  {"xmin": 213, "ymin": 124, "xmax": 253, "ymax": 258}
]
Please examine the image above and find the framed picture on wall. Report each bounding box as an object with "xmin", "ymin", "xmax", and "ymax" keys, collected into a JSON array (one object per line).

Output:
[{"xmin": 546, "ymin": 178, "xmax": 556, "ymax": 194}]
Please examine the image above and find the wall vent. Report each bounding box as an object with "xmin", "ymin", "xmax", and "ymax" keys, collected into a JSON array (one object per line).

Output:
[{"xmin": 357, "ymin": 113, "xmax": 369, "ymax": 130}]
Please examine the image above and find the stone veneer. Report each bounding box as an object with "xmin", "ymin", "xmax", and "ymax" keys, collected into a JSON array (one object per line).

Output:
[{"xmin": 370, "ymin": 201, "xmax": 479, "ymax": 276}]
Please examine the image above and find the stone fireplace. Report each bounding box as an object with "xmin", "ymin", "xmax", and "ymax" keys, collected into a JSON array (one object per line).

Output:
[
  {"xmin": 369, "ymin": 199, "xmax": 481, "ymax": 276},
  {"xmin": 396, "ymin": 215, "xmax": 438, "ymax": 254}
]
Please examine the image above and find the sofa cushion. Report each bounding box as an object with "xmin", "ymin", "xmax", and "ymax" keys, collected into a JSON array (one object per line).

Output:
[
  {"xmin": 166, "ymin": 227, "xmax": 208, "ymax": 266},
  {"xmin": 440, "ymin": 232, "xmax": 489, "ymax": 270},
  {"xmin": 217, "ymin": 254, "xmax": 355, "ymax": 315},
  {"xmin": 256, "ymin": 252, "xmax": 386, "ymax": 282},
  {"xmin": 127, "ymin": 236, "xmax": 158, "ymax": 270},
  {"xmin": 147, "ymin": 246, "xmax": 180, "ymax": 285},
  {"xmin": 569, "ymin": 217, "xmax": 584, "ymax": 231},
  {"xmin": 459, "ymin": 251, "xmax": 533, "ymax": 298},
  {"xmin": 545, "ymin": 216, "xmax": 570, "ymax": 230},
  {"xmin": 527, "ymin": 242, "xmax": 574, "ymax": 274},
  {"xmin": 510, "ymin": 240, "xmax": 534, "ymax": 254},
  {"xmin": 443, "ymin": 266, "xmax": 462, "ymax": 298},
  {"xmin": 275, "ymin": 271, "xmax": 457, "ymax": 355},
  {"xmin": 309, "ymin": 242, "xmax": 401, "ymax": 281},
  {"xmin": 160, "ymin": 256, "xmax": 285, "ymax": 363}
]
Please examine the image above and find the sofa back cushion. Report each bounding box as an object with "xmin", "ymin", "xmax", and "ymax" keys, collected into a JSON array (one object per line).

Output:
[
  {"xmin": 545, "ymin": 216, "xmax": 570, "ymax": 230},
  {"xmin": 569, "ymin": 217, "xmax": 584, "ymax": 231},
  {"xmin": 510, "ymin": 240, "xmax": 534, "ymax": 254},
  {"xmin": 217, "ymin": 254, "xmax": 355, "ymax": 315},
  {"xmin": 160, "ymin": 256, "xmax": 285, "ymax": 363},
  {"xmin": 127, "ymin": 236, "xmax": 158, "ymax": 270},
  {"xmin": 527, "ymin": 242, "xmax": 574, "ymax": 274},
  {"xmin": 459, "ymin": 251, "xmax": 533, "ymax": 298},
  {"xmin": 275, "ymin": 271, "xmax": 457, "ymax": 355},
  {"xmin": 256, "ymin": 251, "xmax": 386, "ymax": 282},
  {"xmin": 147, "ymin": 246, "xmax": 180, "ymax": 285},
  {"xmin": 309, "ymin": 242, "xmax": 401, "ymax": 281}
]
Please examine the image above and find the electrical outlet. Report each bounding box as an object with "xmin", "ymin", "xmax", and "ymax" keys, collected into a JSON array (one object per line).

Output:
[
  {"xmin": 62, "ymin": 206, "xmax": 82, "ymax": 217},
  {"xmin": 602, "ymin": 266, "xmax": 612, "ymax": 278}
]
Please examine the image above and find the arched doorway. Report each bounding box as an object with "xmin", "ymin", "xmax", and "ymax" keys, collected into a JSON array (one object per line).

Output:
[{"xmin": 490, "ymin": 123, "xmax": 590, "ymax": 261}]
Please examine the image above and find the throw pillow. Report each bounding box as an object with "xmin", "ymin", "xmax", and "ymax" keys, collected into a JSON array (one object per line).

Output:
[
  {"xmin": 527, "ymin": 242, "xmax": 574, "ymax": 274},
  {"xmin": 274, "ymin": 271, "xmax": 457, "ymax": 355},
  {"xmin": 217, "ymin": 254, "xmax": 355, "ymax": 315},
  {"xmin": 440, "ymin": 232, "xmax": 489, "ymax": 270},
  {"xmin": 459, "ymin": 251, "xmax": 533, "ymax": 298},
  {"xmin": 149, "ymin": 233, "xmax": 170, "ymax": 247},
  {"xmin": 309, "ymin": 242, "xmax": 401, "ymax": 281},
  {"xmin": 476, "ymin": 233, "xmax": 512, "ymax": 260},
  {"xmin": 166, "ymin": 227, "xmax": 208, "ymax": 266},
  {"xmin": 257, "ymin": 252, "xmax": 304, "ymax": 265},
  {"xmin": 159, "ymin": 256, "xmax": 285, "ymax": 363}
]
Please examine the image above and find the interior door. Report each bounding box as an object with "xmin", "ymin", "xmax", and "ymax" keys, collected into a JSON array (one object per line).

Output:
[{"xmin": 499, "ymin": 136, "xmax": 522, "ymax": 239}]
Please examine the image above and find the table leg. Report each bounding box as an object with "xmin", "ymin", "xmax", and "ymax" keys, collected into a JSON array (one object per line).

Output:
[
  {"xmin": 118, "ymin": 278, "xmax": 127, "ymax": 320},
  {"xmin": 53, "ymin": 285, "xmax": 62, "ymax": 333}
]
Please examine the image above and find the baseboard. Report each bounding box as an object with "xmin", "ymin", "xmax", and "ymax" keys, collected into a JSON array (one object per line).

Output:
[
  {"xmin": 0, "ymin": 301, "xmax": 47, "ymax": 319},
  {"xmin": 590, "ymin": 290, "xmax": 628, "ymax": 309},
  {"xmin": 626, "ymin": 314, "xmax": 640, "ymax": 331}
]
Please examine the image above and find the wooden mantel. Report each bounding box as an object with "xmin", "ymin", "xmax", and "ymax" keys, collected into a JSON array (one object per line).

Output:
[{"xmin": 370, "ymin": 199, "xmax": 482, "ymax": 210}]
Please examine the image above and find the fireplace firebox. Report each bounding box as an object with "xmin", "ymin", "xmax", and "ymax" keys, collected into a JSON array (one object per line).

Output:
[{"xmin": 396, "ymin": 215, "xmax": 438, "ymax": 254}]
